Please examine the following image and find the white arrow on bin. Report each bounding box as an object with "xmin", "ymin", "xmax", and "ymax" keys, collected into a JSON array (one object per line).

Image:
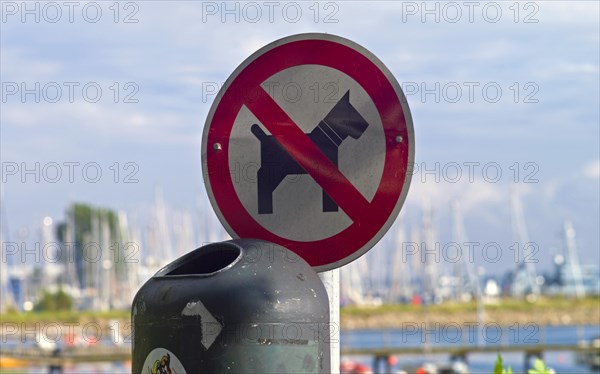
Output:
[{"xmin": 181, "ymin": 300, "xmax": 222, "ymax": 350}]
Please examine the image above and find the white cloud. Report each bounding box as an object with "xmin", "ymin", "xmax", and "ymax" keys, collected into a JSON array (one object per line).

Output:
[
  {"xmin": 536, "ymin": 62, "xmax": 600, "ymax": 79},
  {"xmin": 583, "ymin": 159, "xmax": 600, "ymax": 179},
  {"xmin": 460, "ymin": 180, "xmax": 507, "ymax": 213},
  {"xmin": 406, "ymin": 177, "xmax": 507, "ymax": 213},
  {"xmin": 540, "ymin": 2, "xmax": 600, "ymax": 24},
  {"xmin": 1, "ymin": 48, "xmax": 62, "ymax": 79},
  {"xmin": 542, "ymin": 179, "xmax": 560, "ymax": 200},
  {"xmin": 562, "ymin": 63, "xmax": 600, "ymax": 74},
  {"xmin": 2, "ymin": 100, "xmax": 197, "ymax": 150}
]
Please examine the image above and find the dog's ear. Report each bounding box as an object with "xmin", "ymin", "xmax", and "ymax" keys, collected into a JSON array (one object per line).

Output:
[{"xmin": 342, "ymin": 90, "xmax": 350, "ymax": 102}]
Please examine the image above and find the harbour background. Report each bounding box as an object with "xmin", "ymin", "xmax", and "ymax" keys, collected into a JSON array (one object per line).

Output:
[
  {"xmin": 1, "ymin": 195, "xmax": 599, "ymax": 373},
  {"xmin": 1, "ymin": 324, "xmax": 598, "ymax": 373},
  {"xmin": 2, "ymin": 1, "xmax": 599, "ymax": 373}
]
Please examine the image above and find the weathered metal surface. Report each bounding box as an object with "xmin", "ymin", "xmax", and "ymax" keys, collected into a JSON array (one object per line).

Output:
[{"xmin": 132, "ymin": 239, "xmax": 330, "ymax": 373}]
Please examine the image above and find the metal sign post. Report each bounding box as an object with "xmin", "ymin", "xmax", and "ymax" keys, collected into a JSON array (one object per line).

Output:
[{"xmin": 319, "ymin": 269, "xmax": 340, "ymax": 373}]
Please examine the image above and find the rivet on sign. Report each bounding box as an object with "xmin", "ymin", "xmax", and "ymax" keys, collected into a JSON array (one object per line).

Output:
[
  {"xmin": 395, "ymin": 135, "xmax": 403, "ymax": 144},
  {"xmin": 213, "ymin": 143, "xmax": 222, "ymax": 151}
]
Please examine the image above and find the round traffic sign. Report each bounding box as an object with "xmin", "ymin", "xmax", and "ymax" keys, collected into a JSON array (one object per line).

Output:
[{"xmin": 202, "ymin": 33, "xmax": 414, "ymax": 271}]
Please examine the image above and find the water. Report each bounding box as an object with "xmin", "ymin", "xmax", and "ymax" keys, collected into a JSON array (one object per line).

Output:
[
  {"xmin": 1, "ymin": 362, "xmax": 130, "ymax": 374},
  {"xmin": 1, "ymin": 336, "xmax": 130, "ymax": 374},
  {"xmin": 3, "ymin": 325, "xmax": 598, "ymax": 373},
  {"xmin": 341, "ymin": 324, "xmax": 600, "ymax": 374}
]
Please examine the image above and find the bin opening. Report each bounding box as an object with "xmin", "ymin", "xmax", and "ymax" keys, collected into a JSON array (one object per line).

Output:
[{"xmin": 166, "ymin": 244, "xmax": 241, "ymax": 276}]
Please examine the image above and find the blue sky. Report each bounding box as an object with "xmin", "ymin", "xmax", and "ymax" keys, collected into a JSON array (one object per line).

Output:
[{"xmin": 1, "ymin": 1, "xmax": 599, "ymax": 276}]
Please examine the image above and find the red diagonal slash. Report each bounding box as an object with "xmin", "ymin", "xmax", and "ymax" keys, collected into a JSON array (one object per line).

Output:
[{"xmin": 244, "ymin": 84, "xmax": 371, "ymax": 223}]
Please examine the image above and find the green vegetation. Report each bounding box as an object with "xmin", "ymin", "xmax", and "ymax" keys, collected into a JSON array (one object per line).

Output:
[
  {"xmin": 341, "ymin": 295, "xmax": 600, "ymax": 317},
  {"xmin": 56, "ymin": 203, "xmax": 120, "ymax": 244},
  {"xmin": 528, "ymin": 359, "xmax": 552, "ymax": 374},
  {"xmin": 2, "ymin": 296, "xmax": 598, "ymax": 326},
  {"xmin": 34, "ymin": 288, "xmax": 73, "ymax": 312},
  {"xmin": 55, "ymin": 203, "xmax": 130, "ymax": 289},
  {"xmin": 493, "ymin": 354, "xmax": 552, "ymax": 374},
  {"xmin": 0, "ymin": 309, "xmax": 130, "ymax": 324},
  {"xmin": 493, "ymin": 354, "xmax": 513, "ymax": 374}
]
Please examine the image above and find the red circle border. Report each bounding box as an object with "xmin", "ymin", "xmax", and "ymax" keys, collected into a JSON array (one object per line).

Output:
[{"xmin": 204, "ymin": 36, "xmax": 412, "ymax": 270}]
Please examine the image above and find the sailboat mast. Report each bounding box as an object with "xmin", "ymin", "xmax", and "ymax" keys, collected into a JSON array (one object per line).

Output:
[
  {"xmin": 563, "ymin": 221, "xmax": 586, "ymax": 299},
  {"xmin": 510, "ymin": 187, "xmax": 540, "ymax": 296}
]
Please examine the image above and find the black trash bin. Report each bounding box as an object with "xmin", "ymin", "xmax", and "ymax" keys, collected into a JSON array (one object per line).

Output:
[{"xmin": 132, "ymin": 239, "xmax": 330, "ymax": 373}]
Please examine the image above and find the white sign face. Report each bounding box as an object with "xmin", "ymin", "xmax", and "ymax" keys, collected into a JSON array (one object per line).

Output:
[{"xmin": 202, "ymin": 33, "xmax": 414, "ymax": 271}]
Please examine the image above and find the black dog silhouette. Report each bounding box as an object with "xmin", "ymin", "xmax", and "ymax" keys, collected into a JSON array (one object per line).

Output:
[{"xmin": 251, "ymin": 91, "xmax": 369, "ymax": 214}]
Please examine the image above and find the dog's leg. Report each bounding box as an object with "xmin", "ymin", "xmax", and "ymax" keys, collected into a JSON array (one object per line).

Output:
[
  {"xmin": 322, "ymin": 190, "xmax": 339, "ymax": 212},
  {"xmin": 254, "ymin": 125, "xmax": 275, "ymax": 214},
  {"xmin": 257, "ymin": 167, "xmax": 273, "ymax": 214},
  {"xmin": 322, "ymin": 154, "xmax": 339, "ymax": 212}
]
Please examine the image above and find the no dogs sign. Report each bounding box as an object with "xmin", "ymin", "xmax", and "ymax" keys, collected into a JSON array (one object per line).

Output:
[{"xmin": 201, "ymin": 33, "xmax": 414, "ymax": 271}]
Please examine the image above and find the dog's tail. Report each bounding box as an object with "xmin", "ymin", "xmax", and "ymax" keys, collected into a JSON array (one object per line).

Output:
[{"xmin": 251, "ymin": 124, "xmax": 267, "ymax": 139}]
